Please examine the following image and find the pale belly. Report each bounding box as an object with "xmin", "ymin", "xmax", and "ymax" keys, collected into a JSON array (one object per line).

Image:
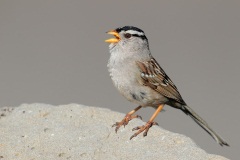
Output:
[{"xmin": 109, "ymin": 69, "xmax": 168, "ymax": 107}]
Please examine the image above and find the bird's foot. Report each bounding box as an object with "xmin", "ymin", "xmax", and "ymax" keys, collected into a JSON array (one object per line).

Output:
[
  {"xmin": 112, "ymin": 114, "xmax": 142, "ymax": 133},
  {"xmin": 130, "ymin": 121, "xmax": 159, "ymax": 140}
]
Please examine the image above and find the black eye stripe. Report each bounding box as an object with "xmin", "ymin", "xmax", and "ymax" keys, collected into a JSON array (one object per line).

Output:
[
  {"xmin": 132, "ymin": 34, "xmax": 143, "ymax": 37},
  {"xmin": 132, "ymin": 34, "xmax": 148, "ymax": 40}
]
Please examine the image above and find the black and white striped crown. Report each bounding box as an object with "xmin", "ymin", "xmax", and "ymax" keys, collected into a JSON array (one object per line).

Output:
[{"xmin": 116, "ymin": 26, "xmax": 148, "ymax": 40}]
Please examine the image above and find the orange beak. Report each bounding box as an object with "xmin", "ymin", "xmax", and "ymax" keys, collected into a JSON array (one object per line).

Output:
[{"xmin": 105, "ymin": 30, "xmax": 120, "ymax": 43}]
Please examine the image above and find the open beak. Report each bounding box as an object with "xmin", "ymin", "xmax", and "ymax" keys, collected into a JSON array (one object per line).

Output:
[{"xmin": 105, "ymin": 30, "xmax": 120, "ymax": 43}]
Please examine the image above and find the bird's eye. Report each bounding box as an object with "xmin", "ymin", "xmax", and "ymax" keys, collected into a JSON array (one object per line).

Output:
[{"xmin": 124, "ymin": 33, "xmax": 132, "ymax": 39}]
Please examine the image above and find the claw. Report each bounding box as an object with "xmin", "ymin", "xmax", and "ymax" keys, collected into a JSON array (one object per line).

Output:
[
  {"xmin": 136, "ymin": 115, "xmax": 142, "ymax": 120},
  {"xmin": 130, "ymin": 133, "xmax": 137, "ymax": 140},
  {"xmin": 130, "ymin": 121, "xmax": 158, "ymax": 140},
  {"xmin": 112, "ymin": 122, "xmax": 121, "ymax": 133},
  {"xmin": 143, "ymin": 131, "xmax": 148, "ymax": 137},
  {"xmin": 112, "ymin": 114, "xmax": 142, "ymax": 133},
  {"xmin": 112, "ymin": 123, "xmax": 118, "ymax": 127},
  {"xmin": 132, "ymin": 126, "xmax": 141, "ymax": 131},
  {"xmin": 115, "ymin": 127, "xmax": 119, "ymax": 133}
]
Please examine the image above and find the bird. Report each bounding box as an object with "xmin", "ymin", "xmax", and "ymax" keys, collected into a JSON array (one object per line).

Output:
[{"xmin": 105, "ymin": 26, "xmax": 229, "ymax": 146}]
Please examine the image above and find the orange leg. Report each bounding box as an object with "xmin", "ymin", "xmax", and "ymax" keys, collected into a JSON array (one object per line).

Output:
[
  {"xmin": 112, "ymin": 106, "xmax": 142, "ymax": 133},
  {"xmin": 130, "ymin": 104, "xmax": 164, "ymax": 140}
]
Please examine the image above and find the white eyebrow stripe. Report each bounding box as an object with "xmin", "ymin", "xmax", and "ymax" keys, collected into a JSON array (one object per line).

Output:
[{"xmin": 126, "ymin": 30, "xmax": 145, "ymax": 36}]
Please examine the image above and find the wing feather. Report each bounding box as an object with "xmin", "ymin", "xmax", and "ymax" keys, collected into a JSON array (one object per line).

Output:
[{"xmin": 136, "ymin": 58, "xmax": 186, "ymax": 105}]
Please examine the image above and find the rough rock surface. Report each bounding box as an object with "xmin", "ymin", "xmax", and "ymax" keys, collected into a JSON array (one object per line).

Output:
[{"xmin": 0, "ymin": 103, "xmax": 229, "ymax": 160}]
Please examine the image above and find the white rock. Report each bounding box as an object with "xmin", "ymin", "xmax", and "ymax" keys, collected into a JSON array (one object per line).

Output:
[{"xmin": 0, "ymin": 103, "xmax": 229, "ymax": 160}]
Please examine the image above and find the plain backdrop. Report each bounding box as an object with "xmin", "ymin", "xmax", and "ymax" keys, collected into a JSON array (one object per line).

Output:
[{"xmin": 0, "ymin": 1, "xmax": 239, "ymax": 159}]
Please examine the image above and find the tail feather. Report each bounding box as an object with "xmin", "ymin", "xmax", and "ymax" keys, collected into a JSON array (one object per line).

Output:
[{"xmin": 181, "ymin": 105, "xmax": 229, "ymax": 146}]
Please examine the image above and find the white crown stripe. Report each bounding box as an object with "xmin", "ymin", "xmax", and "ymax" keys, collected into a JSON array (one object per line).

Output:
[{"xmin": 126, "ymin": 30, "xmax": 145, "ymax": 36}]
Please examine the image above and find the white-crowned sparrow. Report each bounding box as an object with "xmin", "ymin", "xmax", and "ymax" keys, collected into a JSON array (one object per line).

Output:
[{"xmin": 105, "ymin": 26, "xmax": 229, "ymax": 146}]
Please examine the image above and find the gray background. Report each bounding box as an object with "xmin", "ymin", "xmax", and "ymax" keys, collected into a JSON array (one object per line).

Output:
[{"xmin": 0, "ymin": 0, "xmax": 239, "ymax": 159}]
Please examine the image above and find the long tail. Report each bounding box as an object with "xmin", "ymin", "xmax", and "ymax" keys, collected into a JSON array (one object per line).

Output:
[{"xmin": 181, "ymin": 105, "xmax": 229, "ymax": 146}]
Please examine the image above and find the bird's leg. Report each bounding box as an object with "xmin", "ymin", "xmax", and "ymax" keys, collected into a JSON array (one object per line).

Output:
[
  {"xmin": 130, "ymin": 104, "xmax": 164, "ymax": 140},
  {"xmin": 112, "ymin": 105, "xmax": 142, "ymax": 133}
]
